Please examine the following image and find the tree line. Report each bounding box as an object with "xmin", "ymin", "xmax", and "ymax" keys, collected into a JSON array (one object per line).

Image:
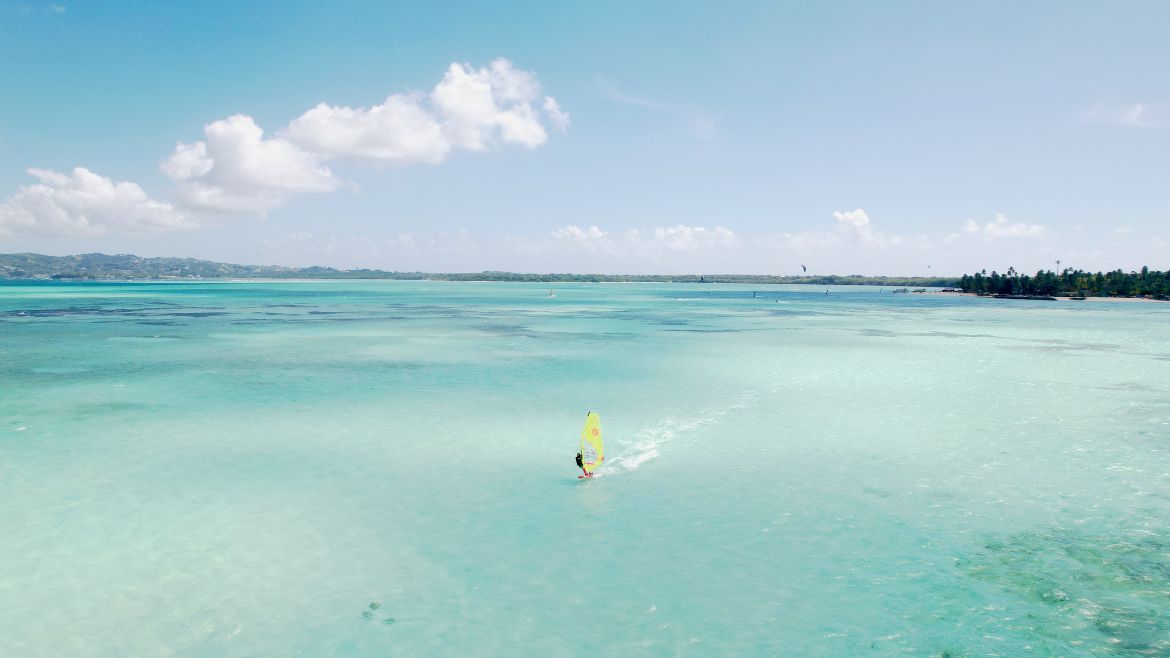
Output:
[{"xmin": 958, "ymin": 267, "xmax": 1170, "ymax": 299}]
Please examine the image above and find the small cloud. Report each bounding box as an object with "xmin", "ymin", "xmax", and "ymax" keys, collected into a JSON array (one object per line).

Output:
[
  {"xmin": 552, "ymin": 224, "xmax": 607, "ymax": 249},
  {"xmin": 1123, "ymin": 104, "xmax": 1147, "ymax": 126},
  {"xmin": 48, "ymin": 4, "xmax": 65, "ymax": 13},
  {"xmin": 513, "ymin": 223, "xmax": 737, "ymax": 262},
  {"xmin": 652, "ymin": 224, "xmax": 736, "ymax": 251},
  {"xmin": 543, "ymin": 96, "xmax": 571, "ymax": 131},
  {"xmin": 1114, "ymin": 226, "xmax": 1132, "ymax": 235},
  {"xmin": 0, "ymin": 167, "xmax": 192, "ymax": 238},
  {"xmin": 832, "ymin": 208, "xmax": 905, "ymax": 248},
  {"xmin": 1083, "ymin": 102, "xmax": 1162, "ymax": 128},
  {"xmin": 759, "ymin": 210, "xmax": 932, "ymax": 259},
  {"xmin": 953, "ymin": 212, "xmax": 1045, "ymax": 239},
  {"xmin": 834, "ymin": 209, "xmax": 872, "ymax": 236},
  {"xmin": 754, "ymin": 229, "xmax": 839, "ymax": 251}
]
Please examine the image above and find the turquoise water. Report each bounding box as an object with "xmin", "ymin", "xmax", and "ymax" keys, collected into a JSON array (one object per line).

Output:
[{"xmin": 2, "ymin": 280, "xmax": 1169, "ymax": 657}]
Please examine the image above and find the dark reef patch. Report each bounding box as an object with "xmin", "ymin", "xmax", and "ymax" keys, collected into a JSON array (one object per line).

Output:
[
  {"xmin": 959, "ymin": 527, "xmax": 1170, "ymax": 655},
  {"xmin": 858, "ymin": 328, "xmax": 999, "ymax": 339},
  {"xmin": 1, "ymin": 306, "xmax": 147, "ymax": 318},
  {"xmin": 164, "ymin": 311, "xmax": 229, "ymax": 318}
]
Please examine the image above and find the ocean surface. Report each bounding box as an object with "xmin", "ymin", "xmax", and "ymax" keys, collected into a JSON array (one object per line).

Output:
[{"xmin": 2, "ymin": 280, "xmax": 1168, "ymax": 657}]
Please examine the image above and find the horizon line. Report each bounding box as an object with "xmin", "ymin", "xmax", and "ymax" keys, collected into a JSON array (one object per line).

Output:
[{"xmin": 0, "ymin": 251, "xmax": 968, "ymax": 279}]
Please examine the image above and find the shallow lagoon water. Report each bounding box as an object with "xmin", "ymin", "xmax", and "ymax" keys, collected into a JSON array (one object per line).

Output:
[{"xmin": 2, "ymin": 280, "xmax": 1169, "ymax": 656}]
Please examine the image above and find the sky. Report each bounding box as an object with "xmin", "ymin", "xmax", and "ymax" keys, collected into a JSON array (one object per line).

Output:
[{"xmin": 1, "ymin": 0, "xmax": 1167, "ymax": 275}]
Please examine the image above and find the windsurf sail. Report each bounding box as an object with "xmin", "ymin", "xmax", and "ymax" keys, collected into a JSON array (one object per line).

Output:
[{"xmin": 580, "ymin": 412, "xmax": 604, "ymax": 475}]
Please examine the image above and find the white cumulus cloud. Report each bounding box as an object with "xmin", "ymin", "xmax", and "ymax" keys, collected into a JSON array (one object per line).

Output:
[
  {"xmin": 652, "ymin": 224, "xmax": 736, "ymax": 251},
  {"xmin": 953, "ymin": 213, "xmax": 1046, "ymax": 239},
  {"xmin": 4, "ymin": 58, "xmax": 566, "ymax": 239},
  {"xmin": 162, "ymin": 114, "xmax": 341, "ymax": 214},
  {"xmin": 431, "ymin": 58, "xmax": 550, "ymax": 150},
  {"xmin": 284, "ymin": 93, "xmax": 448, "ymax": 164},
  {"xmin": 551, "ymin": 224, "xmax": 608, "ymax": 249},
  {"xmin": 834, "ymin": 208, "xmax": 873, "ymax": 237},
  {"xmin": 755, "ymin": 210, "xmax": 933, "ymax": 274},
  {"xmin": 164, "ymin": 58, "xmax": 566, "ymax": 216},
  {"xmin": 513, "ymin": 224, "xmax": 738, "ymax": 263},
  {"xmin": 754, "ymin": 230, "xmax": 840, "ymax": 252},
  {"xmin": 0, "ymin": 167, "xmax": 191, "ymax": 238},
  {"xmin": 832, "ymin": 208, "xmax": 905, "ymax": 247}
]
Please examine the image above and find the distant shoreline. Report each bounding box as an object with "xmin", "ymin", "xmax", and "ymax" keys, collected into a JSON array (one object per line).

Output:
[
  {"xmin": 4, "ymin": 255, "xmax": 1166, "ymax": 301},
  {"xmin": 3, "ymin": 276, "xmax": 954, "ymax": 285},
  {"xmin": 4, "ymin": 274, "xmax": 1165, "ymax": 301},
  {"xmin": 0, "ymin": 252, "xmax": 960, "ymax": 287}
]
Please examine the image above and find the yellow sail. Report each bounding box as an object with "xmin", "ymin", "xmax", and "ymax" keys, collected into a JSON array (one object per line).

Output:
[{"xmin": 580, "ymin": 412, "xmax": 604, "ymax": 474}]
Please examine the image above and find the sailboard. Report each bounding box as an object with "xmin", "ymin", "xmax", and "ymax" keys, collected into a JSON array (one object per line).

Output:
[{"xmin": 578, "ymin": 411, "xmax": 604, "ymax": 478}]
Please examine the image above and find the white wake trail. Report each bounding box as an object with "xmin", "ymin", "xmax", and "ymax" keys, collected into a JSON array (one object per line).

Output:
[{"xmin": 598, "ymin": 391, "xmax": 759, "ymax": 477}]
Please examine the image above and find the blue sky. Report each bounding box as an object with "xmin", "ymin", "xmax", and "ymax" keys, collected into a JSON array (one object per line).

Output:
[{"xmin": 1, "ymin": 1, "xmax": 1167, "ymax": 274}]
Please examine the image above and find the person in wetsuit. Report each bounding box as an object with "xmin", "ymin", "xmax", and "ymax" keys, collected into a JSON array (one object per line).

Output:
[{"xmin": 575, "ymin": 447, "xmax": 594, "ymax": 473}]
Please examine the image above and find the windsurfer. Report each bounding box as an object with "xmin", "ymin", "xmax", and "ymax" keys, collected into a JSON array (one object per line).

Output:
[{"xmin": 576, "ymin": 412, "xmax": 603, "ymax": 479}]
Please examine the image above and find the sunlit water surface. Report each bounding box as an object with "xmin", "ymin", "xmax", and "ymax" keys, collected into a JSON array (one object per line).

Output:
[{"xmin": 2, "ymin": 281, "xmax": 1168, "ymax": 656}]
